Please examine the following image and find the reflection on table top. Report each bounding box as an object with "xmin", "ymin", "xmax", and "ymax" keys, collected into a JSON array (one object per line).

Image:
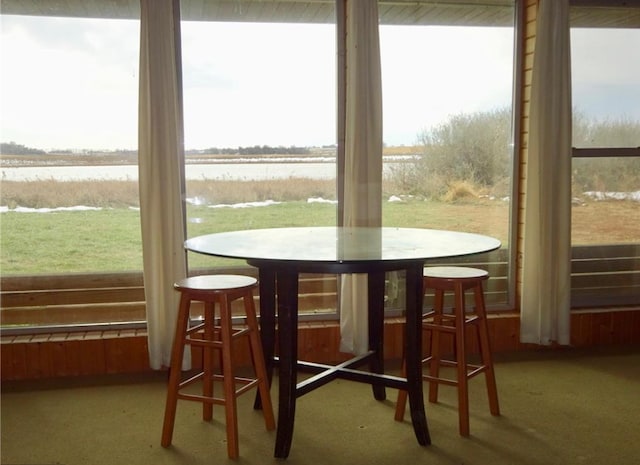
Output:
[{"xmin": 185, "ymin": 226, "xmax": 501, "ymax": 264}]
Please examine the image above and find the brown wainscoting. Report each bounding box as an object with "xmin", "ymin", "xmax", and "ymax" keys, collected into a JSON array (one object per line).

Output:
[
  {"xmin": 2, "ymin": 310, "xmax": 639, "ymax": 382},
  {"xmin": 1, "ymin": 329, "xmax": 150, "ymax": 381}
]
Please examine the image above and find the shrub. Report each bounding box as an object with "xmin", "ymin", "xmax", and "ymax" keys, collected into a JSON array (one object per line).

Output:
[
  {"xmin": 442, "ymin": 180, "xmax": 479, "ymax": 202},
  {"xmin": 388, "ymin": 108, "xmax": 512, "ymax": 199}
]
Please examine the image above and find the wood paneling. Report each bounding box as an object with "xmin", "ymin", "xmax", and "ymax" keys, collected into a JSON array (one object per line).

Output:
[
  {"xmin": 1, "ymin": 329, "xmax": 149, "ymax": 381},
  {"xmin": 3, "ymin": 311, "xmax": 639, "ymax": 381},
  {"xmin": 0, "ymin": 272, "xmax": 337, "ymax": 327},
  {"xmin": 3, "ymin": 0, "xmax": 637, "ymax": 28},
  {"xmin": 2, "ymin": 254, "xmax": 527, "ymax": 330},
  {"xmin": 0, "ymin": 0, "xmax": 516, "ymax": 26}
]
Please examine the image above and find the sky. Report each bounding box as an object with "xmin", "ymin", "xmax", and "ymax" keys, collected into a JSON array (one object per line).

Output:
[{"xmin": 1, "ymin": 14, "xmax": 639, "ymax": 152}]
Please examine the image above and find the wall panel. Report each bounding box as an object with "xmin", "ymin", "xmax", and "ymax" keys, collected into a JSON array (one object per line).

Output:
[{"xmin": 3, "ymin": 311, "xmax": 639, "ymax": 381}]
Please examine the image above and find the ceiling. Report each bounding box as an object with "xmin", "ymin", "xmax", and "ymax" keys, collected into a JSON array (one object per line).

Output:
[{"xmin": 1, "ymin": 0, "xmax": 639, "ymax": 27}]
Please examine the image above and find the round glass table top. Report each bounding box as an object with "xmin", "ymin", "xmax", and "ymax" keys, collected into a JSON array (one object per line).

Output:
[{"xmin": 185, "ymin": 227, "xmax": 501, "ymax": 264}]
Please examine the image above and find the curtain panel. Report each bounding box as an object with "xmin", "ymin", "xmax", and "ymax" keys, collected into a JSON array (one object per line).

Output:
[
  {"xmin": 138, "ymin": 0, "xmax": 189, "ymax": 369},
  {"xmin": 520, "ymin": 0, "xmax": 572, "ymax": 345},
  {"xmin": 339, "ymin": 0, "xmax": 384, "ymax": 355}
]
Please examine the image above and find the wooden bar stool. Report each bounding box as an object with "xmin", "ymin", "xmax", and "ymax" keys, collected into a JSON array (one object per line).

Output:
[
  {"xmin": 395, "ymin": 266, "xmax": 500, "ymax": 436},
  {"xmin": 161, "ymin": 274, "xmax": 275, "ymax": 459}
]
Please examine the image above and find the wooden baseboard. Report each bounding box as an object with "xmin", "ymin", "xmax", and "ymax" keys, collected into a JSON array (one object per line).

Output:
[{"xmin": 2, "ymin": 310, "xmax": 639, "ymax": 381}]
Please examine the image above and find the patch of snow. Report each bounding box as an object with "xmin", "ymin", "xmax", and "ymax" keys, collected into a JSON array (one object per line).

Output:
[
  {"xmin": 208, "ymin": 200, "xmax": 282, "ymax": 209},
  {"xmin": 584, "ymin": 191, "xmax": 640, "ymax": 202},
  {"xmin": 186, "ymin": 196, "xmax": 207, "ymax": 206},
  {"xmin": 307, "ymin": 197, "xmax": 337, "ymax": 204},
  {"xmin": 2, "ymin": 205, "xmax": 102, "ymax": 213}
]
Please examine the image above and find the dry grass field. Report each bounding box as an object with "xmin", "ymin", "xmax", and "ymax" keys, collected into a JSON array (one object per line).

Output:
[
  {"xmin": 1, "ymin": 176, "xmax": 638, "ymax": 245},
  {"xmin": 0, "ymin": 174, "xmax": 637, "ymax": 275},
  {"xmin": 1, "ymin": 150, "xmax": 638, "ymax": 248}
]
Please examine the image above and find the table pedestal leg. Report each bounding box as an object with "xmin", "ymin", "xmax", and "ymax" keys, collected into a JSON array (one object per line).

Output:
[
  {"xmin": 405, "ymin": 264, "xmax": 431, "ymax": 445},
  {"xmin": 254, "ymin": 267, "xmax": 276, "ymax": 411},
  {"xmin": 274, "ymin": 269, "xmax": 299, "ymax": 459},
  {"xmin": 368, "ymin": 271, "xmax": 386, "ymax": 400}
]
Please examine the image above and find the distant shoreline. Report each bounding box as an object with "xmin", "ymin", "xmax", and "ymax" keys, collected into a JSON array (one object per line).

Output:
[{"xmin": 0, "ymin": 146, "xmax": 421, "ymax": 168}]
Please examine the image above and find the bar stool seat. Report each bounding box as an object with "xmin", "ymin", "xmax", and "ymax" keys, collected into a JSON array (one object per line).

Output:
[
  {"xmin": 395, "ymin": 266, "xmax": 500, "ymax": 436},
  {"xmin": 161, "ymin": 274, "xmax": 275, "ymax": 459}
]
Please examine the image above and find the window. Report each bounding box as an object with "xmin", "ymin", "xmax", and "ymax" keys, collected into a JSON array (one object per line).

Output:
[
  {"xmin": 378, "ymin": 2, "xmax": 517, "ymax": 311},
  {"xmin": 180, "ymin": 20, "xmax": 338, "ymax": 269},
  {"xmin": 1, "ymin": 15, "xmax": 141, "ymax": 275},
  {"xmin": 1, "ymin": 14, "xmax": 142, "ymax": 329},
  {"xmin": 569, "ymin": 2, "xmax": 640, "ymax": 307},
  {"xmin": 179, "ymin": 20, "xmax": 339, "ymax": 319}
]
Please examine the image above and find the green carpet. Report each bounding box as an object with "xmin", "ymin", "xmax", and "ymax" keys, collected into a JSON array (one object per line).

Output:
[{"xmin": 2, "ymin": 347, "xmax": 639, "ymax": 465}]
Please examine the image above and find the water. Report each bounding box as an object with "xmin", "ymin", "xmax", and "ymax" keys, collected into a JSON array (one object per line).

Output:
[
  {"xmin": 0, "ymin": 162, "xmax": 338, "ymax": 182},
  {"xmin": 1, "ymin": 160, "xmax": 407, "ymax": 182}
]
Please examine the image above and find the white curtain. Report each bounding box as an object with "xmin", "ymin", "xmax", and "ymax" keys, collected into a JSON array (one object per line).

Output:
[
  {"xmin": 520, "ymin": 0, "xmax": 572, "ymax": 346},
  {"xmin": 339, "ymin": 0, "xmax": 383, "ymax": 355},
  {"xmin": 138, "ymin": 0, "xmax": 189, "ymax": 369}
]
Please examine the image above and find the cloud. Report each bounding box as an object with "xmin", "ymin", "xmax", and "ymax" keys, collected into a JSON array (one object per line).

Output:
[
  {"xmin": 181, "ymin": 21, "xmax": 336, "ymax": 148},
  {"xmin": 1, "ymin": 15, "xmax": 139, "ymax": 150},
  {"xmin": 379, "ymin": 26, "xmax": 514, "ymax": 144},
  {"xmin": 571, "ymin": 28, "xmax": 640, "ymax": 120},
  {"xmin": 1, "ymin": 16, "xmax": 638, "ymax": 151}
]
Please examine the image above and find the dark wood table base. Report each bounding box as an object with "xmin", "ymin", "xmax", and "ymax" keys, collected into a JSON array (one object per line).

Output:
[{"xmin": 251, "ymin": 260, "xmax": 431, "ymax": 458}]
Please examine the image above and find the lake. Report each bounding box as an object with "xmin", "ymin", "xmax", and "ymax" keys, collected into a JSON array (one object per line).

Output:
[
  {"xmin": 1, "ymin": 163, "xmax": 336, "ymax": 181},
  {"xmin": 1, "ymin": 160, "xmax": 404, "ymax": 182}
]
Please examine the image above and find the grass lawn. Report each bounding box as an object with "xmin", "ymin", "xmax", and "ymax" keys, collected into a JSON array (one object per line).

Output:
[
  {"xmin": 2, "ymin": 199, "xmax": 510, "ymax": 274},
  {"xmin": 2, "ymin": 196, "xmax": 637, "ymax": 275}
]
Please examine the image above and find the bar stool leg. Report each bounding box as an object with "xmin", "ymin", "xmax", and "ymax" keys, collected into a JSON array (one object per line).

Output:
[
  {"xmin": 203, "ymin": 301, "xmax": 215, "ymax": 421},
  {"xmin": 474, "ymin": 284, "xmax": 500, "ymax": 416},
  {"xmin": 454, "ymin": 282, "xmax": 470, "ymax": 437},
  {"xmin": 161, "ymin": 294, "xmax": 191, "ymax": 447},
  {"xmin": 244, "ymin": 292, "xmax": 276, "ymax": 430},
  {"xmin": 395, "ymin": 287, "xmax": 447, "ymax": 420},
  {"xmin": 394, "ymin": 359, "xmax": 408, "ymax": 420},
  {"xmin": 218, "ymin": 293, "xmax": 240, "ymax": 460},
  {"xmin": 428, "ymin": 289, "xmax": 445, "ymax": 403}
]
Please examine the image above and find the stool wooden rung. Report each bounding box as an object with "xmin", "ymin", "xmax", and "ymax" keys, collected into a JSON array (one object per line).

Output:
[
  {"xmin": 421, "ymin": 357, "xmax": 489, "ymax": 384},
  {"xmin": 176, "ymin": 374, "xmax": 260, "ymax": 404}
]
